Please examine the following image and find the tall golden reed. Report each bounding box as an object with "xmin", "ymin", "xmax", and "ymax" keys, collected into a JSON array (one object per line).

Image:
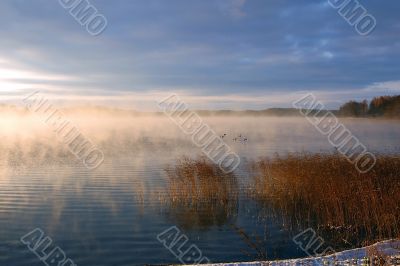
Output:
[
  {"xmin": 250, "ymin": 153, "xmax": 400, "ymax": 247},
  {"xmin": 163, "ymin": 156, "xmax": 239, "ymax": 229}
]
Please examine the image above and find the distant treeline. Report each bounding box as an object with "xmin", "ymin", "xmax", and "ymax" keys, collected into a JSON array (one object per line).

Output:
[
  {"xmin": 0, "ymin": 104, "xmax": 335, "ymax": 117},
  {"xmin": 339, "ymin": 95, "xmax": 400, "ymax": 117},
  {"xmin": 2, "ymin": 94, "xmax": 399, "ymax": 118},
  {"xmin": 194, "ymin": 108, "xmax": 335, "ymax": 117}
]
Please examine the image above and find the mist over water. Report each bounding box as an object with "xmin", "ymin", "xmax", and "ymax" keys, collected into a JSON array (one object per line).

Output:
[
  {"xmin": 1, "ymin": 110, "xmax": 400, "ymax": 265},
  {"xmin": 4, "ymin": 112, "xmax": 399, "ymax": 165}
]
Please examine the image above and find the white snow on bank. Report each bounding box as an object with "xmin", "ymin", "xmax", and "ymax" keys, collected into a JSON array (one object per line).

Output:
[{"xmin": 197, "ymin": 240, "xmax": 400, "ymax": 266}]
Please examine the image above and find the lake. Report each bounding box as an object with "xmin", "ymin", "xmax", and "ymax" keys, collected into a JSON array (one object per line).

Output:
[{"xmin": 1, "ymin": 114, "xmax": 399, "ymax": 265}]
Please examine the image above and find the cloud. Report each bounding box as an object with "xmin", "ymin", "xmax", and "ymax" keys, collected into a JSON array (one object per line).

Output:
[
  {"xmin": 0, "ymin": 0, "xmax": 399, "ymax": 110},
  {"xmin": 0, "ymin": 56, "xmax": 79, "ymax": 94},
  {"xmin": 364, "ymin": 81, "xmax": 400, "ymax": 93},
  {"xmin": 218, "ymin": 0, "xmax": 247, "ymax": 18}
]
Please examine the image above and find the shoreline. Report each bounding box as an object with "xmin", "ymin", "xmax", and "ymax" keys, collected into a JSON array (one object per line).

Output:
[{"xmin": 188, "ymin": 239, "xmax": 400, "ymax": 266}]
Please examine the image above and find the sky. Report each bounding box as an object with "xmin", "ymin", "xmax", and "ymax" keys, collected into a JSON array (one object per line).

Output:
[{"xmin": 0, "ymin": 0, "xmax": 399, "ymax": 110}]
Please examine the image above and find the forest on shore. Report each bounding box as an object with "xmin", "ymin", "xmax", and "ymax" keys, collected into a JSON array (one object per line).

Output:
[{"xmin": 338, "ymin": 95, "xmax": 400, "ymax": 117}]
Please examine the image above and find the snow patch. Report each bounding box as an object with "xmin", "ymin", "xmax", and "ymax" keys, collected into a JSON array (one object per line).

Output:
[{"xmin": 196, "ymin": 240, "xmax": 400, "ymax": 266}]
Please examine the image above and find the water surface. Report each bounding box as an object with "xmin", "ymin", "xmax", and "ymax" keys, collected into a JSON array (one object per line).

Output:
[{"xmin": 1, "ymin": 115, "xmax": 399, "ymax": 265}]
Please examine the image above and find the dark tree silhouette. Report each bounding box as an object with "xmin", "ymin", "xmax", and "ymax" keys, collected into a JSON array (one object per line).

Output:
[
  {"xmin": 339, "ymin": 95, "xmax": 400, "ymax": 117},
  {"xmin": 339, "ymin": 100, "xmax": 368, "ymax": 117}
]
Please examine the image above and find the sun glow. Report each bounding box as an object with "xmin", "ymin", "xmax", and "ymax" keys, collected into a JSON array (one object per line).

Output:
[{"xmin": 0, "ymin": 57, "xmax": 76, "ymax": 93}]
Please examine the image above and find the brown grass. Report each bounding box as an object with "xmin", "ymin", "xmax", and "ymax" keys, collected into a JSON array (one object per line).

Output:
[
  {"xmin": 163, "ymin": 156, "xmax": 239, "ymax": 229},
  {"xmin": 162, "ymin": 154, "xmax": 399, "ymax": 248},
  {"xmin": 249, "ymin": 153, "xmax": 400, "ymax": 248}
]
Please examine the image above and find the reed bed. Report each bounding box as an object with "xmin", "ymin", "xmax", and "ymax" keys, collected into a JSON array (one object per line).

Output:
[
  {"xmin": 162, "ymin": 154, "xmax": 399, "ymax": 248},
  {"xmin": 163, "ymin": 156, "xmax": 239, "ymax": 229},
  {"xmin": 249, "ymin": 153, "xmax": 400, "ymax": 248}
]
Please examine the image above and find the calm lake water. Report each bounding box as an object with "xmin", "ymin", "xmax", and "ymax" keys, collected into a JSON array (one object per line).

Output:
[{"xmin": 1, "ymin": 115, "xmax": 399, "ymax": 265}]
